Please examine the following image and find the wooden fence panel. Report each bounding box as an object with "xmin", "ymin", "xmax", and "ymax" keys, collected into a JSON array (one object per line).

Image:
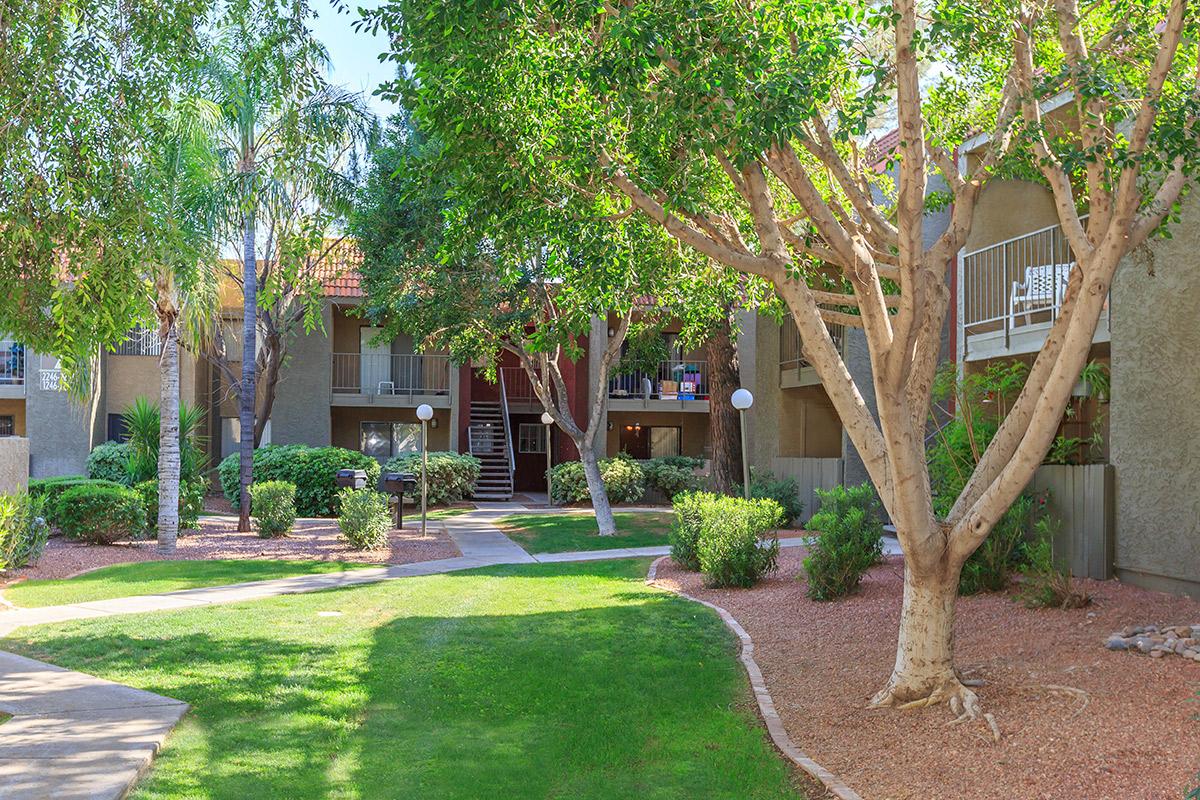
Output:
[
  {"xmin": 769, "ymin": 457, "xmax": 845, "ymax": 524},
  {"xmin": 1029, "ymin": 464, "xmax": 1115, "ymax": 580}
]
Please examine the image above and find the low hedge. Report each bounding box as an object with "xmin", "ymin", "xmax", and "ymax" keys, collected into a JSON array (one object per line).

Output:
[
  {"xmin": 135, "ymin": 479, "xmax": 207, "ymax": 537},
  {"xmin": 29, "ymin": 477, "xmax": 127, "ymax": 528},
  {"xmin": 55, "ymin": 484, "xmax": 147, "ymax": 545},
  {"xmin": 382, "ymin": 451, "xmax": 481, "ymax": 505},
  {"xmin": 670, "ymin": 491, "xmax": 783, "ymax": 587},
  {"xmin": 218, "ymin": 445, "xmax": 381, "ymax": 516},
  {"xmin": 642, "ymin": 456, "xmax": 705, "ymax": 500},
  {"xmin": 548, "ymin": 456, "xmax": 645, "ymax": 505},
  {"xmin": 734, "ymin": 469, "xmax": 803, "ymax": 527}
]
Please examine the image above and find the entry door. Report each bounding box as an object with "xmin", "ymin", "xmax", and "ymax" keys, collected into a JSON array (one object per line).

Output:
[
  {"xmin": 618, "ymin": 424, "xmax": 650, "ymax": 459},
  {"xmin": 360, "ymin": 327, "xmax": 392, "ymax": 394}
]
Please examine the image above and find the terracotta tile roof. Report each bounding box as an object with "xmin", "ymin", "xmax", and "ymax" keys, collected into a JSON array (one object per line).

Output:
[
  {"xmin": 314, "ymin": 239, "xmax": 364, "ymax": 298},
  {"xmin": 867, "ymin": 127, "xmax": 901, "ymax": 171}
]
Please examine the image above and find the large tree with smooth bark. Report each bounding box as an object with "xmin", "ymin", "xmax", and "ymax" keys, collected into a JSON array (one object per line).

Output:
[{"xmin": 366, "ymin": 0, "xmax": 1200, "ymax": 721}]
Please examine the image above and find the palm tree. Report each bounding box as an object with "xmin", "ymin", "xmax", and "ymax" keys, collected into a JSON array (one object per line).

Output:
[
  {"xmin": 135, "ymin": 97, "xmax": 221, "ymax": 551},
  {"xmin": 203, "ymin": 4, "xmax": 375, "ymax": 531}
]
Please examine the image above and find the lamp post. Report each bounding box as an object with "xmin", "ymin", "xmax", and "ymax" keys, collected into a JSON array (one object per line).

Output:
[
  {"xmin": 541, "ymin": 411, "xmax": 554, "ymax": 505},
  {"xmin": 416, "ymin": 403, "xmax": 434, "ymax": 535},
  {"xmin": 731, "ymin": 388, "xmax": 754, "ymax": 501}
]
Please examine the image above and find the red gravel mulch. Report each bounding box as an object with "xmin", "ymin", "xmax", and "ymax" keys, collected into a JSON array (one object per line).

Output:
[
  {"xmin": 3, "ymin": 517, "xmax": 460, "ymax": 585},
  {"xmin": 654, "ymin": 551, "xmax": 1200, "ymax": 800}
]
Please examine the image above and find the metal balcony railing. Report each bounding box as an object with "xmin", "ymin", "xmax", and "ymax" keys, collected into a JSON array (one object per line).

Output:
[
  {"xmin": 779, "ymin": 322, "xmax": 845, "ymax": 371},
  {"xmin": 608, "ymin": 360, "xmax": 708, "ymax": 400},
  {"xmin": 331, "ymin": 353, "xmax": 451, "ymax": 397},
  {"xmin": 499, "ymin": 367, "xmax": 541, "ymax": 406},
  {"xmin": 961, "ymin": 216, "xmax": 1108, "ymax": 349},
  {"xmin": 109, "ymin": 326, "xmax": 162, "ymax": 356},
  {"xmin": 0, "ymin": 341, "xmax": 25, "ymax": 387}
]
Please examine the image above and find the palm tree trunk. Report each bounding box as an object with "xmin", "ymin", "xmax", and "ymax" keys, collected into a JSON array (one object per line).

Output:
[
  {"xmin": 238, "ymin": 211, "xmax": 257, "ymax": 532},
  {"xmin": 157, "ymin": 318, "xmax": 181, "ymax": 551}
]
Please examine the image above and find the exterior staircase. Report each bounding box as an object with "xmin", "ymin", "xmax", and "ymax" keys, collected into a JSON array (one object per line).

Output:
[{"xmin": 468, "ymin": 401, "xmax": 514, "ymax": 500}]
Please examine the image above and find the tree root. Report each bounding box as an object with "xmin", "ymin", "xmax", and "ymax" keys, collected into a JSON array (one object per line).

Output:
[{"xmin": 871, "ymin": 675, "xmax": 1002, "ymax": 742}]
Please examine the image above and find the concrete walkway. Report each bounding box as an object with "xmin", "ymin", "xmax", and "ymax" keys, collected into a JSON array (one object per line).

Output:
[{"xmin": 0, "ymin": 651, "xmax": 188, "ymax": 800}]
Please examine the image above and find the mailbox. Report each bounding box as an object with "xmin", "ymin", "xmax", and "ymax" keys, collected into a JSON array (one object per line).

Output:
[
  {"xmin": 381, "ymin": 472, "xmax": 418, "ymax": 528},
  {"xmin": 335, "ymin": 469, "xmax": 368, "ymax": 490}
]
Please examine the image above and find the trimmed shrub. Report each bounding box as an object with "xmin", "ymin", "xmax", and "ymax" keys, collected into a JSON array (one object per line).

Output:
[
  {"xmin": 669, "ymin": 490, "xmax": 719, "ymax": 570},
  {"xmin": 802, "ymin": 483, "xmax": 885, "ymax": 601},
  {"xmin": 959, "ymin": 494, "xmax": 1034, "ymax": 595},
  {"xmin": 337, "ymin": 488, "xmax": 392, "ymax": 550},
  {"xmin": 548, "ymin": 455, "xmax": 645, "ymax": 505},
  {"xmin": 643, "ymin": 457, "xmax": 705, "ymax": 500},
  {"xmin": 29, "ymin": 477, "xmax": 126, "ymax": 528},
  {"xmin": 55, "ymin": 484, "xmax": 146, "ymax": 545},
  {"xmin": 85, "ymin": 441, "xmax": 133, "ymax": 485},
  {"xmin": 249, "ymin": 481, "xmax": 297, "ymax": 538},
  {"xmin": 0, "ymin": 493, "xmax": 50, "ymax": 570},
  {"xmin": 695, "ymin": 495, "xmax": 784, "ymax": 588},
  {"xmin": 219, "ymin": 445, "xmax": 381, "ymax": 516},
  {"xmin": 736, "ymin": 468, "xmax": 803, "ymax": 527},
  {"xmin": 383, "ymin": 451, "xmax": 481, "ymax": 505},
  {"xmin": 135, "ymin": 479, "xmax": 206, "ymax": 537}
]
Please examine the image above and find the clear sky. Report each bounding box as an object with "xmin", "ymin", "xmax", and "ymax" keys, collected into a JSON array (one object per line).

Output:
[{"xmin": 310, "ymin": 3, "xmax": 399, "ymax": 123}]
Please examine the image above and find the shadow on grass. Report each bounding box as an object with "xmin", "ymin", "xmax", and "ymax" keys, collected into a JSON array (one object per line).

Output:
[{"xmin": 4, "ymin": 558, "xmax": 809, "ymax": 799}]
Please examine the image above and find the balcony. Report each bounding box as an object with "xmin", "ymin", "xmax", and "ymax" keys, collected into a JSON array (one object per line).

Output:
[
  {"xmin": 0, "ymin": 340, "xmax": 25, "ymax": 397},
  {"xmin": 608, "ymin": 360, "xmax": 709, "ymax": 411},
  {"xmin": 109, "ymin": 326, "xmax": 162, "ymax": 357},
  {"xmin": 331, "ymin": 352, "xmax": 452, "ymax": 407},
  {"xmin": 779, "ymin": 322, "xmax": 844, "ymax": 389},
  {"xmin": 961, "ymin": 219, "xmax": 1109, "ymax": 361}
]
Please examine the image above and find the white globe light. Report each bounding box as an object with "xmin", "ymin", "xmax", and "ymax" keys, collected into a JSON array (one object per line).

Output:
[
  {"xmin": 416, "ymin": 403, "xmax": 434, "ymax": 421},
  {"xmin": 731, "ymin": 388, "xmax": 754, "ymax": 410},
  {"xmin": 541, "ymin": 411, "xmax": 554, "ymax": 425}
]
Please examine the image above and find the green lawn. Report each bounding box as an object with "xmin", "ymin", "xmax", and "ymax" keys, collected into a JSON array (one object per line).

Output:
[
  {"xmin": 499, "ymin": 511, "xmax": 674, "ymax": 553},
  {"xmin": 3, "ymin": 559, "xmax": 810, "ymax": 800},
  {"xmin": 2, "ymin": 560, "xmax": 377, "ymax": 608}
]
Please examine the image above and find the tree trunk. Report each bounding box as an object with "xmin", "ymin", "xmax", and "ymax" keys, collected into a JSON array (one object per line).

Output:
[
  {"xmin": 580, "ymin": 444, "xmax": 617, "ymax": 535},
  {"xmin": 156, "ymin": 319, "xmax": 181, "ymax": 552},
  {"xmin": 238, "ymin": 211, "xmax": 257, "ymax": 533},
  {"xmin": 254, "ymin": 335, "xmax": 282, "ymax": 446},
  {"xmin": 705, "ymin": 315, "xmax": 742, "ymax": 494},
  {"xmin": 871, "ymin": 557, "xmax": 978, "ymax": 717}
]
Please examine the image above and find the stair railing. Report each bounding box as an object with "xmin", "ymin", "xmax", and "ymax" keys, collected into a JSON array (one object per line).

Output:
[{"xmin": 497, "ymin": 370, "xmax": 516, "ymax": 486}]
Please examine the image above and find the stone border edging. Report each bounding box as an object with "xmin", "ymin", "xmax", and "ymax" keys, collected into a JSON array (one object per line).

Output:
[{"xmin": 645, "ymin": 556, "xmax": 864, "ymax": 800}]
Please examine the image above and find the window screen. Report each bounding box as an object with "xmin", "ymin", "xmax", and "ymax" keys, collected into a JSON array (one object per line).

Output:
[{"xmin": 518, "ymin": 423, "xmax": 547, "ymax": 454}]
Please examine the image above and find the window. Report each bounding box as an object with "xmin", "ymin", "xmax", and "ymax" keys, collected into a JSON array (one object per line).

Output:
[
  {"xmin": 518, "ymin": 423, "xmax": 547, "ymax": 454},
  {"xmin": 361, "ymin": 422, "xmax": 421, "ymax": 460},
  {"xmin": 649, "ymin": 427, "xmax": 681, "ymax": 458},
  {"xmin": 0, "ymin": 416, "xmax": 13, "ymax": 437},
  {"xmin": 107, "ymin": 414, "xmax": 129, "ymax": 443}
]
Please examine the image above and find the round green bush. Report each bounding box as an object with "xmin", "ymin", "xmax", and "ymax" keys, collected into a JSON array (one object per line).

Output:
[
  {"xmin": 218, "ymin": 445, "xmax": 381, "ymax": 517},
  {"xmin": 336, "ymin": 488, "xmax": 392, "ymax": 550},
  {"xmin": 86, "ymin": 442, "xmax": 133, "ymax": 485},
  {"xmin": 548, "ymin": 456, "xmax": 645, "ymax": 505},
  {"xmin": 135, "ymin": 479, "xmax": 207, "ymax": 537},
  {"xmin": 249, "ymin": 480, "xmax": 297, "ymax": 538},
  {"xmin": 693, "ymin": 495, "xmax": 783, "ymax": 588},
  {"xmin": 643, "ymin": 458, "xmax": 705, "ymax": 500},
  {"xmin": 55, "ymin": 484, "xmax": 147, "ymax": 545},
  {"xmin": 802, "ymin": 484, "xmax": 885, "ymax": 601},
  {"xmin": 382, "ymin": 451, "xmax": 481, "ymax": 505},
  {"xmin": 669, "ymin": 490, "xmax": 719, "ymax": 571}
]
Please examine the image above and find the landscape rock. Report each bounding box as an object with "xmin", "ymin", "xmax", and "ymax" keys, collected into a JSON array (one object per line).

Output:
[{"xmin": 1103, "ymin": 622, "xmax": 1200, "ymax": 664}]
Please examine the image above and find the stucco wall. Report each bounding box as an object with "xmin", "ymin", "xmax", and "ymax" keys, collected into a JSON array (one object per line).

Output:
[
  {"xmin": 777, "ymin": 386, "xmax": 842, "ymax": 458},
  {"xmin": 272, "ymin": 304, "xmax": 333, "ymax": 446},
  {"xmin": 840, "ymin": 328, "xmax": 878, "ymax": 489},
  {"xmin": 748, "ymin": 314, "xmax": 782, "ymax": 470},
  {"xmin": 0, "ymin": 436, "xmax": 29, "ymax": 494},
  {"xmin": 1110, "ymin": 196, "xmax": 1200, "ymax": 595},
  {"xmin": 105, "ymin": 352, "xmax": 199, "ymax": 420},
  {"xmin": 26, "ymin": 351, "xmax": 103, "ymax": 477},
  {"xmin": 964, "ymin": 179, "xmax": 1059, "ymax": 252}
]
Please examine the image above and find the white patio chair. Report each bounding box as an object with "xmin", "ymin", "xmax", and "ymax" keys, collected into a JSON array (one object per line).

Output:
[
  {"xmin": 376, "ymin": 380, "xmax": 396, "ymax": 395},
  {"xmin": 1009, "ymin": 263, "xmax": 1070, "ymax": 326}
]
